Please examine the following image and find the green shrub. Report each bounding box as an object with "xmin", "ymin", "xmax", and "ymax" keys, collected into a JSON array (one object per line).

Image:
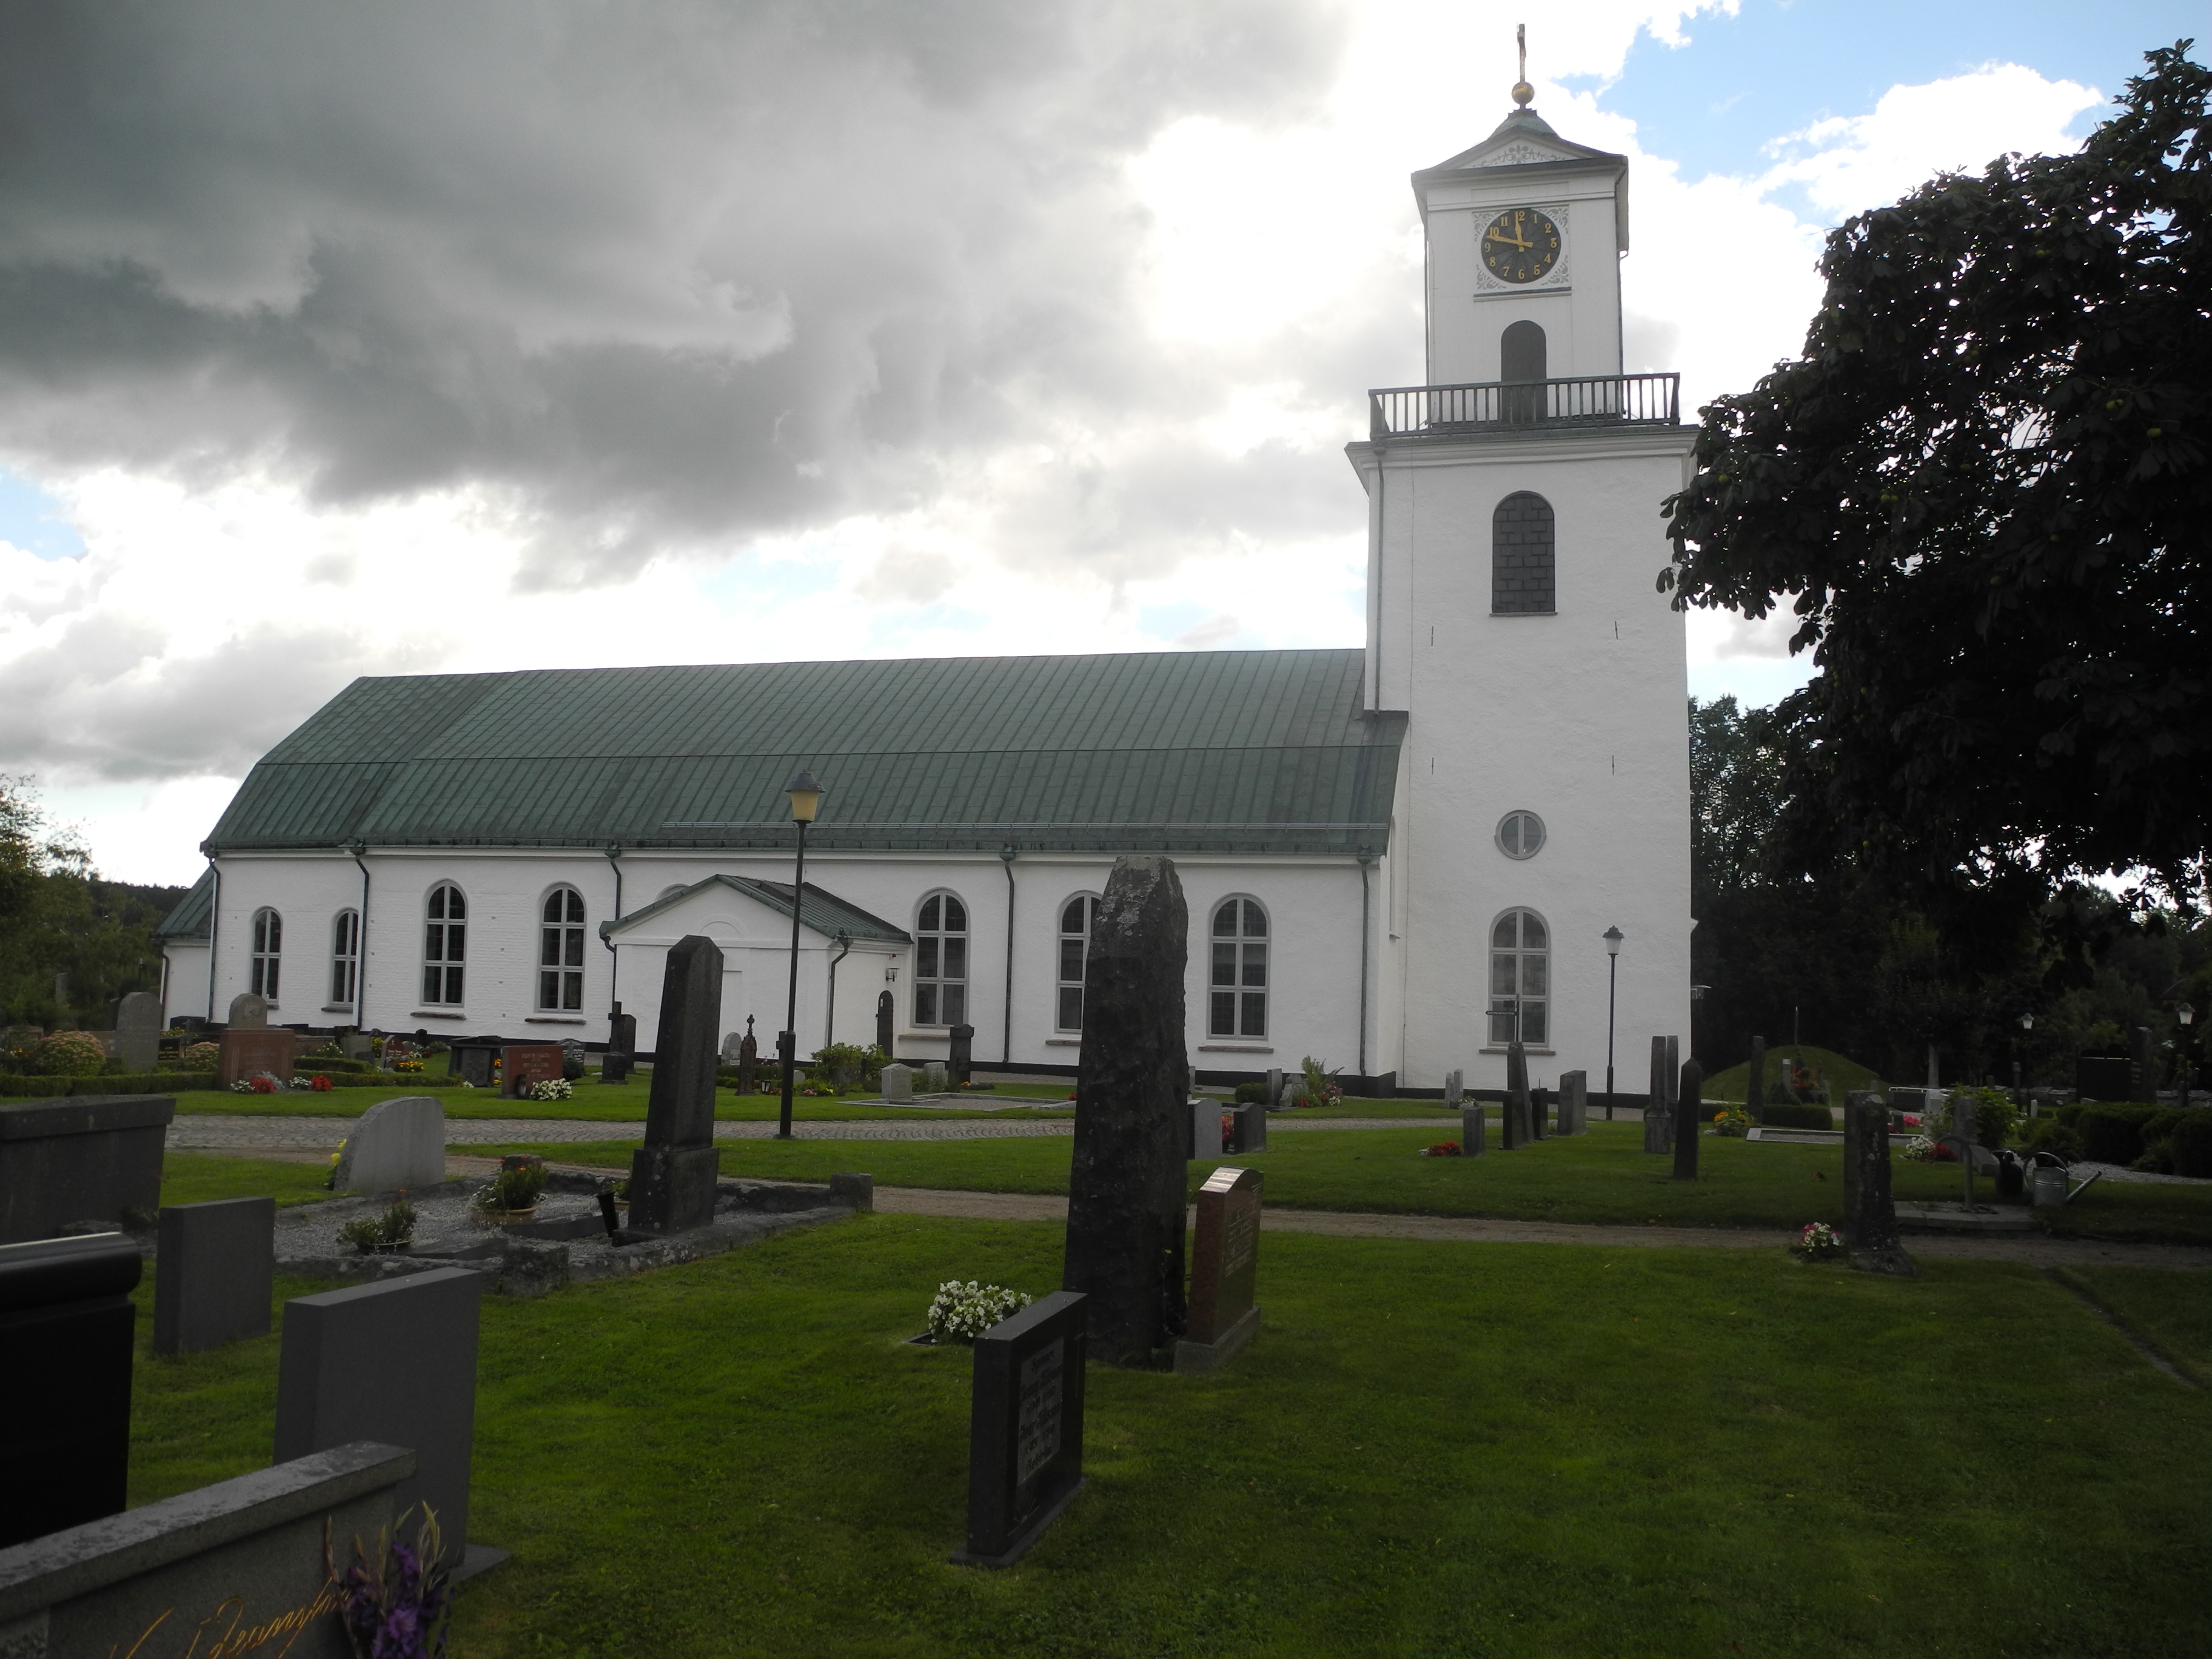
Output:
[
  {"xmin": 1948, "ymin": 1084, "xmax": 2021, "ymax": 1149},
  {"xmin": 2023, "ymin": 1116, "xmax": 2085, "ymax": 1162},
  {"xmin": 2076, "ymin": 1103, "xmax": 2168, "ymax": 1166},
  {"xmin": 0, "ymin": 1071, "xmax": 216, "ymax": 1097},
  {"xmin": 1758, "ymin": 1102, "xmax": 1834, "ymax": 1130},
  {"xmin": 1233, "ymin": 1080, "xmax": 1272, "ymax": 1105},
  {"xmin": 34, "ymin": 1031, "xmax": 108, "ymax": 1077},
  {"xmin": 2169, "ymin": 1113, "xmax": 2212, "ymax": 1179}
]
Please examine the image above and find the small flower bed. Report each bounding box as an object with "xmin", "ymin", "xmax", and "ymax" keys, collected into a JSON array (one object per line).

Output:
[
  {"xmin": 233, "ymin": 1074, "xmax": 280, "ymax": 1094},
  {"xmin": 1710, "ymin": 1106, "xmax": 1752, "ymax": 1138},
  {"xmin": 340, "ymin": 1195, "xmax": 417, "ymax": 1253},
  {"xmin": 474, "ymin": 1156, "xmax": 548, "ymax": 1218},
  {"xmin": 392, "ymin": 1057, "xmax": 425, "ymax": 1073},
  {"xmin": 525, "ymin": 1076, "xmax": 573, "ymax": 1101},
  {"xmin": 925, "ymin": 1280, "xmax": 1033, "ymax": 1344},
  {"xmin": 1420, "ymin": 1139, "xmax": 1463, "ymax": 1158},
  {"xmin": 1792, "ymin": 1221, "xmax": 1845, "ymax": 1262},
  {"xmin": 308, "ymin": 1074, "xmax": 334, "ymax": 1092}
]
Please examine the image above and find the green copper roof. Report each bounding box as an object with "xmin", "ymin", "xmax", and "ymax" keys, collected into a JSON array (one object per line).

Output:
[
  {"xmin": 602, "ymin": 876, "xmax": 912, "ymax": 946},
  {"xmin": 203, "ymin": 651, "xmax": 1402, "ymax": 857},
  {"xmin": 154, "ymin": 869, "xmax": 215, "ymax": 940}
]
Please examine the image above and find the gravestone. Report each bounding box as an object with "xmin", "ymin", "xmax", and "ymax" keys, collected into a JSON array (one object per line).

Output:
[
  {"xmin": 500, "ymin": 1042, "xmax": 565, "ymax": 1099},
  {"xmin": 2074, "ymin": 1055, "xmax": 2130, "ymax": 1101},
  {"xmin": 0, "ymin": 1443, "xmax": 411, "ymax": 1659},
  {"xmin": 720, "ymin": 1030, "xmax": 745, "ymax": 1066},
  {"xmin": 1, "ymin": 1095, "xmax": 173, "ymax": 1244},
  {"xmin": 115, "ymin": 991, "xmax": 162, "ymax": 1072},
  {"xmin": 1747, "ymin": 1036, "xmax": 1768, "ymax": 1120},
  {"xmin": 923, "ymin": 1061, "xmax": 949, "ymax": 1093},
  {"xmin": 1842, "ymin": 1091, "xmax": 1917, "ymax": 1276},
  {"xmin": 1178, "ymin": 1165, "xmax": 1262, "ymax": 1373},
  {"xmin": 1461, "ymin": 1102, "xmax": 1486, "ymax": 1155},
  {"xmin": 331, "ymin": 1096, "xmax": 446, "ymax": 1194},
  {"xmin": 1266, "ymin": 1067, "xmax": 1284, "ymax": 1110},
  {"xmin": 949, "ymin": 1022, "xmax": 975, "ymax": 1086},
  {"xmin": 2130, "ymin": 1025, "xmax": 2157, "ymax": 1101},
  {"xmin": 737, "ymin": 1016, "xmax": 758, "ymax": 1093},
  {"xmin": 339, "ymin": 1030, "xmax": 374, "ymax": 1060},
  {"xmin": 1673, "ymin": 1059, "xmax": 1703, "ymax": 1181},
  {"xmin": 1062, "ymin": 856, "xmax": 1190, "ymax": 1367},
  {"xmin": 1952, "ymin": 1090, "xmax": 1979, "ymax": 1207},
  {"xmin": 1443, "ymin": 1068, "xmax": 1463, "ymax": 1107},
  {"xmin": 274, "ymin": 1268, "xmax": 494, "ymax": 1574},
  {"xmin": 1665, "ymin": 1034, "xmax": 1681, "ymax": 1133},
  {"xmin": 1643, "ymin": 1037, "xmax": 1672, "ymax": 1154},
  {"xmin": 876, "ymin": 989, "xmax": 894, "ymax": 1056},
  {"xmin": 628, "ymin": 934, "xmax": 723, "ymax": 1234},
  {"xmin": 1529, "ymin": 1083, "xmax": 1549, "ymax": 1141},
  {"xmin": 218, "ymin": 1028, "xmax": 299, "ymax": 1088},
  {"xmin": 561, "ymin": 1038, "xmax": 587, "ymax": 1080},
  {"xmin": 1503, "ymin": 1041, "xmax": 1530, "ymax": 1149},
  {"xmin": 882, "ymin": 1062, "xmax": 915, "ymax": 1102},
  {"xmin": 1559, "ymin": 1069, "xmax": 1588, "ymax": 1134},
  {"xmin": 1191, "ymin": 1099, "xmax": 1223, "ymax": 1160},
  {"xmin": 227, "ymin": 992, "xmax": 269, "ymax": 1029},
  {"xmin": 0, "ymin": 1233, "xmax": 140, "ymax": 1546},
  {"xmin": 154, "ymin": 1198, "xmax": 275, "ymax": 1355},
  {"xmin": 602, "ymin": 1004, "xmax": 636, "ymax": 1084},
  {"xmin": 1230, "ymin": 1101, "xmax": 1268, "ymax": 1154},
  {"xmin": 952, "ymin": 1290, "xmax": 1089, "ymax": 1569},
  {"xmin": 449, "ymin": 1041, "xmax": 499, "ymax": 1089}
]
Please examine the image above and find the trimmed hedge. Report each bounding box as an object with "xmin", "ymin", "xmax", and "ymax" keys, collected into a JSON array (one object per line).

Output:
[
  {"xmin": 2170, "ymin": 1113, "xmax": 2212, "ymax": 1179},
  {"xmin": 0, "ymin": 1071, "xmax": 215, "ymax": 1098},
  {"xmin": 2076, "ymin": 1102, "xmax": 2170, "ymax": 1165},
  {"xmin": 1757, "ymin": 1102, "xmax": 1834, "ymax": 1131}
]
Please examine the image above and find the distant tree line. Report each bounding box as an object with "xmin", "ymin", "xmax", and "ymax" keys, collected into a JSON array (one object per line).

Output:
[{"xmin": 0, "ymin": 776, "xmax": 184, "ymax": 1031}]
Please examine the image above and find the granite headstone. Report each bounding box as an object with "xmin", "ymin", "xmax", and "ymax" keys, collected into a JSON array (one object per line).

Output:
[
  {"xmin": 1443, "ymin": 1068, "xmax": 1463, "ymax": 1108},
  {"xmin": 0, "ymin": 1233, "xmax": 140, "ymax": 1546},
  {"xmin": 114, "ymin": 991, "xmax": 162, "ymax": 1073},
  {"xmin": 1178, "ymin": 1165, "xmax": 1262, "ymax": 1372},
  {"xmin": 628, "ymin": 935, "xmax": 723, "ymax": 1234},
  {"xmin": 923, "ymin": 1061, "xmax": 949, "ymax": 1094},
  {"xmin": 952, "ymin": 1290, "xmax": 1089, "ymax": 1568},
  {"xmin": 218, "ymin": 1028, "xmax": 299, "ymax": 1089},
  {"xmin": 500, "ymin": 1043, "xmax": 565, "ymax": 1100},
  {"xmin": 736, "ymin": 1016, "xmax": 757, "ymax": 1093},
  {"xmin": 1461, "ymin": 1102, "xmax": 1486, "ymax": 1156},
  {"xmin": 331, "ymin": 1096, "xmax": 446, "ymax": 1195},
  {"xmin": 1062, "ymin": 856, "xmax": 1190, "ymax": 1367},
  {"xmin": 227, "ymin": 992, "xmax": 269, "ymax": 1029},
  {"xmin": 1559, "ymin": 1069, "xmax": 1588, "ymax": 1135},
  {"xmin": 154, "ymin": 1198, "xmax": 275, "ymax": 1355},
  {"xmin": 1, "ymin": 1094, "xmax": 173, "ymax": 1244},
  {"xmin": 1673, "ymin": 1059, "xmax": 1703, "ymax": 1181},
  {"xmin": 1643, "ymin": 1037, "xmax": 1671, "ymax": 1154},
  {"xmin": 1529, "ymin": 1083, "xmax": 1549, "ymax": 1141},
  {"xmin": 1191, "ymin": 1099, "xmax": 1223, "ymax": 1160},
  {"xmin": 949, "ymin": 1022, "xmax": 975, "ymax": 1087},
  {"xmin": 449, "ymin": 1041, "xmax": 498, "ymax": 1089},
  {"xmin": 1842, "ymin": 1090, "xmax": 1917, "ymax": 1276},
  {"xmin": 882, "ymin": 1062, "xmax": 915, "ymax": 1102},
  {"xmin": 1503, "ymin": 1042, "xmax": 1530, "ymax": 1150},
  {"xmin": 1230, "ymin": 1101, "xmax": 1268, "ymax": 1154}
]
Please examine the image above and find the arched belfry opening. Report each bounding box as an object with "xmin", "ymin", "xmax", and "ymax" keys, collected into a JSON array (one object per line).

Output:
[{"xmin": 1500, "ymin": 320, "xmax": 1547, "ymax": 382}]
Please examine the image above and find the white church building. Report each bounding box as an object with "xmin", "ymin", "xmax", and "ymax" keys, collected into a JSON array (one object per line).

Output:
[{"xmin": 158, "ymin": 95, "xmax": 1694, "ymax": 1098}]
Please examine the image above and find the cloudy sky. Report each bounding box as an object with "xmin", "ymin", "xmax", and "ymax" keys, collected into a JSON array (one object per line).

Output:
[{"xmin": 0, "ymin": 0, "xmax": 2191, "ymax": 885}]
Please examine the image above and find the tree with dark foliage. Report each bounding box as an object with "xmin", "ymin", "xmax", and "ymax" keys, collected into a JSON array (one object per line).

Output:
[{"xmin": 1663, "ymin": 45, "xmax": 2210, "ymax": 913}]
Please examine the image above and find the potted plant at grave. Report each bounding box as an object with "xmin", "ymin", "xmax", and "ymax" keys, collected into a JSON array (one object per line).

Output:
[
  {"xmin": 339, "ymin": 1194, "xmax": 418, "ymax": 1254},
  {"xmin": 472, "ymin": 1155, "xmax": 548, "ymax": 1224},
  {"xmin": 1711, "ymin": 1105, "xmax": 1752, "ymax": 1138},
  {"xmin": 524, "ymin": 1074, "xmax": 573, "ymax": 1101},
  {"xmin": 1292, "ymin": 1055, "xmax": 1344, "ymax": 1108},
  {"xmin": 1791, "ymin": 1222, "xmax": 1845, "ymax": 1262}
]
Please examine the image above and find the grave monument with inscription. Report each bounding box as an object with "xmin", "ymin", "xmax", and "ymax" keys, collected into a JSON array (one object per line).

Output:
[
  {"xmin": 951, "ymin": 1290, "xmax": 1089, "ymax": 1569},
  {"xmin": 627, "ymin": 935, "xmax": 723, "ymax": 1234},
  {"xmin": 1842, "ymin": 1090, "xmax": 1918, "ymax": 1276},
  {"xmin": 115, "ymin": 990, "xmax": 162, "ymax": 1073},
  {"xmin": 1176, "ymin": 1165, "xmax": 1262, "ymax": 1374},
  {"xmin": 154, "ymin": 1197, "xmax": 275, "ymax": 1355}
]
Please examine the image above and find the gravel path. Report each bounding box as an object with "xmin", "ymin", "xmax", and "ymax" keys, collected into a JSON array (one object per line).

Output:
[{"xmin": 165, "ymin": 1113, "xmax": 1451, "ymax": 1151}]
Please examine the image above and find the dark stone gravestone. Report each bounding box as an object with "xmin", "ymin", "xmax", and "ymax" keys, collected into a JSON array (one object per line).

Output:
[
  {"xmin": 0, "ymin": 1443, "xmax": 413, "ymax": 1659},
  {"xmin": 951, "ymin": 1290, "xmax": 1088, "ymax": 1568},
  {"xmin": 227, "ymin": 991, "xmax": 269, "ymax": 1029},
  {"xmin": 1673, "ymin": 1059, "xmax": 1703, "ymax": 1180},
  {"xmin": 1842, "ymin": 1091, "xmax": 1917, "ymax": 1276},
  {"xmin": 1664, "ymin": 1034, "xmax": 1681, "ymax": 1134},
  {"xmin": 2073, "ymin": 1054, "xmax": 2130, "ymax": 1101},
  {"xmin": 737, "ymin": 1015, "xmax": 758, "ymax": 1093},
  {"xmin": 1190, "ymin": 1099, "xmax": 1224, "ymax": 1160},
  {"xmin": 274, "ymin": 1267, "xmax": 499, "ymax": 1575},
  {"xmin": 154, "ymin": 1198, "xmax": 275, "ymax": 1355},
  {"xmin": 1529, "ymin": 1083, "xmax": 1549, "ymax": 1141},
  {"xmin": 1461, "ymin": 1102, "xmax": 1486, "ymax": 1155},
  {"xmin": 1747, "ymin": 1036, "xmax": 1768, "ymax": 1121},
  {"xmin": 1176, "ymin": 1166, "xmax": 1262, "ymax": 1373},
  {"xmin": 1062, "ymin": 856, "xmax": 1189, "ymax": 1367},
  {"xmin": 2130, "ymin": 1025, "xmax": 2157, "ymax": 1101},
  {"xmin": 1230, "ymin": 1102, "xmax": 1268, "ymax": 1154},
  {"xmin": 1559, "ymin": 1069, "xmax": 1588, "ymax": 1134},
  {"xmin": 1, "ymin": 1095, "xmax": 173, "ymax": 1244},
  {"xmin": 601, "ymin": 1003, "xmax": 636, "ymax": 1084},
  {"xmin": 449, "ymin": 1040, "xmax": 499, "ymax": 1089},
  {"xmin": 720, "ymin": 1030, "xmax": 745, "ymax": 1067},
  {"xmin": 500, "ymin": 1042, "xmax": 565, "ymax": 1099},
  {"xmin": 332, "ymin": 1095, "xmax": 446, "ymax": 1193},
  {"xmin": 0, "ymin": 1233, "xmax": 139, "ymax": 1546},
  {"xmin": 948, "ymin": 1022, "xmax": 975, "ymax": 1086},
  {"xmin": 876, "ymin": 990, "xmax": 894, "ymax": 1056},
  {"xmin": 218, "ymin": 1028, "xmax": 298, "ymax": 1089},
  {"xmin": 560, "ymin": 1039, "xmax": 587, "ymax": 1081},
  {"xmin": 115, "ymin": 990, "xmax": 162, "ymax": 1073},
  {"xmin": 1643, "ymin": 1036, "xmax": 1671, "ymax": 1153},
  {"xmin": 1502, "ymin": 1042, "xmax": 1530, "ymax": 1149},
  {"xmin": 628, "ymin": 934, "xmax": 723, "ymax": 1234},
  {"xmin": 1267, "ymin": 1065, "xmax": 1285, "ymax": 1109}
]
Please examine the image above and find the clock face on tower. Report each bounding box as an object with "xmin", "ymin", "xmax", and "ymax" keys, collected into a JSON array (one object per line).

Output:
[{"xmin": 1481, "ymin": 207, "xmax": 1562, "ymax": 284}]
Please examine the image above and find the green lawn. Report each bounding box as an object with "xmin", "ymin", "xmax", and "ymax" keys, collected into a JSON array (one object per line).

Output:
[
  {"xmin": 156, "ymin": 1150, "xmax": 340, "ymax": 1208},
  {"xmin": 166, "ymin": 1079, "xmax": 1073, "ymax": 1122},
  {"xmin": 2058, "ymin": 1267, "xmax": 2212, "ymax": 1387},
  {"xmin": 125, "ymin": 1213, "xmax": 2210, "ymax": 1658},
  {"xmin": 480, "ymin": 1121, "xmax": 2212, "ymax": 1245}
]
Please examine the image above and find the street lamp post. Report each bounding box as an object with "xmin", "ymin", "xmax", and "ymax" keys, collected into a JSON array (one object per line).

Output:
[
  {"xmin": 2179, "ymin": 1003, "xmax": 2194, "ymax": 1112},
  {"xmin": 1603, "ymin": 926, "xmax": 1623, "ymax": 1121},
  {"xmin": 776, "ymin": 769, "xmax": 825, "ymax": 1141},
  {"xmin": 2015, "ymin": 1010, "xmax": 2034, "ymax": 1105}
]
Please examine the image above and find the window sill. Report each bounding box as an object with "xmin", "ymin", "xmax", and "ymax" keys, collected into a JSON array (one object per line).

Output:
[
  {"xmin": 320, "ymin": 1004, "xmax": 355, "ymax": 1014},
  {"xmin": 1045, "ymin": 1037, "xmax": 1082, "ymax": 1047},
  {"xmin": 410, "ymin": 1010, "xmax": 468, "ymax": 1021},
  {"xmin": 1199, "ymin": 1042, "xmax": 1273, "ymax": 1053},
  {"xmin": 1478, "ymin": 1046, "xmax": 1556, "ymax": 1056},
  {"xmin": 897, "ymin": 1031, "xmax": 951, "ymax": 1042},
  {"xmin": 526, "ymin": 1015, "xmax": 587, "ymax": 1024},
  {"xmin": 1489, "ymin": 609, "xmax": 1557, "ymax": 618}
]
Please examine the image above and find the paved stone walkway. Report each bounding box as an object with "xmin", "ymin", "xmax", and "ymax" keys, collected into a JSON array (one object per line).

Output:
[{"xmin": 166, "ymin": 1113, "xmax": 1451, "ymax": 1151}]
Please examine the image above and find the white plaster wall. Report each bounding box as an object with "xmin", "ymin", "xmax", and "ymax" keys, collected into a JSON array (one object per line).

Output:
[
  {"xmin": 1423, "ymin": 173, "xmax": 1624, "ymax": 385},
  {"xmin": 160, "ymin": 940, "xmax": 210, "ymax": 1026}
]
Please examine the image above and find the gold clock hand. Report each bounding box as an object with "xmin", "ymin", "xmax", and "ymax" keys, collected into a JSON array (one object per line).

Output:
[{"xmin": 1486, "ymin": 227, "xmax": 1532, "ymax": 250}]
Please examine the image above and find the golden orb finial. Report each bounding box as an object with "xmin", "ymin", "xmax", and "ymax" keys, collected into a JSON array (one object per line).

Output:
[{"xmin": 1512, "ymin": 23, "xmax": 1534, "ymax": 107}]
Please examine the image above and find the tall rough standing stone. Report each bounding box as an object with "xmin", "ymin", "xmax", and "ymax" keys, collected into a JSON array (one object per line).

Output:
[
  {"xmin": 1644, "ymin": 1037, "xmax": 1671, "ymax": 1154},
  {"xmin": 1673, "ymin": 1059, "xmax": 1703, "ymax": 1180},
  {"xmin": 628, "ymin": 934, "xmax": 723, "ymax": 1233},
  {"xmin": 1843, "ymin": 1090, "xmax": 1918, "ymax": 1275},
  {"xmin": 1747, "ymin": 1036, "xmax": 1767, "ymax": 1121},
  {"xmin": 1062, "ymin": 856, "xmax": 1190, "ymax": 1366}
]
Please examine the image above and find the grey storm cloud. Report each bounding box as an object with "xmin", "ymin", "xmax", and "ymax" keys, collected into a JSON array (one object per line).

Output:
[{"xmin": 0, "ymin": 1, "xmax": 1358, "ymax": 581}]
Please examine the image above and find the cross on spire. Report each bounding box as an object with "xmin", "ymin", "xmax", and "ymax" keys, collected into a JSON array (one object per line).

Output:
[{"xmin": 1512, "ymin": 23, "xmax": 1534, "ymax": 109}]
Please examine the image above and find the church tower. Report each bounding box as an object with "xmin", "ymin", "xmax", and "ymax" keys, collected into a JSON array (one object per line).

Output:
[{"xmin": 1348, "ymin": 52, "xmax": 1695, "ymax": 1095}]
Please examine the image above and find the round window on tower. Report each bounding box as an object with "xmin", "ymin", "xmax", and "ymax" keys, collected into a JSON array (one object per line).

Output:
[{"xmin": 1496, "ymin": 810, "xmax": 1546, "ymax": 860}]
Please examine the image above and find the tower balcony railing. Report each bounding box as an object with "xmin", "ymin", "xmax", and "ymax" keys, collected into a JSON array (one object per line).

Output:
[{"xmin": 1367, "ymin": 372, "xmax": 1680, "ymax": 439}]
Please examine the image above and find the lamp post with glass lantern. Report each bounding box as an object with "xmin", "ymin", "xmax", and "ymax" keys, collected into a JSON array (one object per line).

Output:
[
  {"xmin": 1602, "ymin": 927, "xmax": 1623, "ymax": 1121},
  {"xmin": 2014, "ymin": 1011, "xmax": 2033, "ymax": 1105},
  {"xmin": 776, "ymin": 770, "xmax": 824, "ymax": 1141},
  {"xmin": 2179, "ymin": 1003, "xmax": 2194, "ymax": 1111}
]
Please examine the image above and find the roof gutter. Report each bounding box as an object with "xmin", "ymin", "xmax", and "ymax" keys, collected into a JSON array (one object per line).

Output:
[{"xmin": 825, "ymin": 930, "xmax": 852, "ymax": 1047}]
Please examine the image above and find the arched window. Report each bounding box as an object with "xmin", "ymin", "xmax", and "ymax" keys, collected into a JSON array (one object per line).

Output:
[
  {"xmin": 914, "ymin": 891, "xmax": 967, "ymax": 1027},
  {"xmin": 1500, "ymin": 321, "xmax": 1547, "ymax": 423},
  {"xmin": 329, "ymin": 910, "xmax": 359, "ymax": 1006},
  {"xmin": 249, "ymin": 908, "xmax": 282, "ymax": 1000},
  {"xmin": 422, "ymin": 883, "xmax": 466, "ymax": 1007},
  {"xmin": 1056, "ymin": 894, "xmax": 1099, "ymax": 1031},
  {"xmin": 1488, "ymin": 908, "xmax": 1549, "ymax": 1046},
  {"xmin": 1492, "ymin": 492, "xmax": 1555, "ymax": 615},
  {"xmin": 1208, "ymin": 897, "xmax": 1269, "ymax": 1039},
  {"xmin": 538, "ymin": 886, "xmax": 586, "ymax": 1012}
]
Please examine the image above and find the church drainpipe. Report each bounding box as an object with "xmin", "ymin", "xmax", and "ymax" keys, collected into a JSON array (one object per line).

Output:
[
  {"xmin": 348, "ymin": 842, "xmax": 370, "ymax": 1030},
  {"xmin": 825, "ymin": 930, "xmax": 851, "ymax": 1045},
  {"xmin": 999, "ymin": 844, "xmax": 1017, "ymax": 1064},
  {"xmin": 602, "ymin": 845, "xmax": 623, "ymax": 1017},
  {"xmin": 203, "ymin": 854, "xmax": 221, "ymax": 1023},
  {"xmin": 1356, "ymin": 848, "xmax": 1375, "ymax": 1083}
]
